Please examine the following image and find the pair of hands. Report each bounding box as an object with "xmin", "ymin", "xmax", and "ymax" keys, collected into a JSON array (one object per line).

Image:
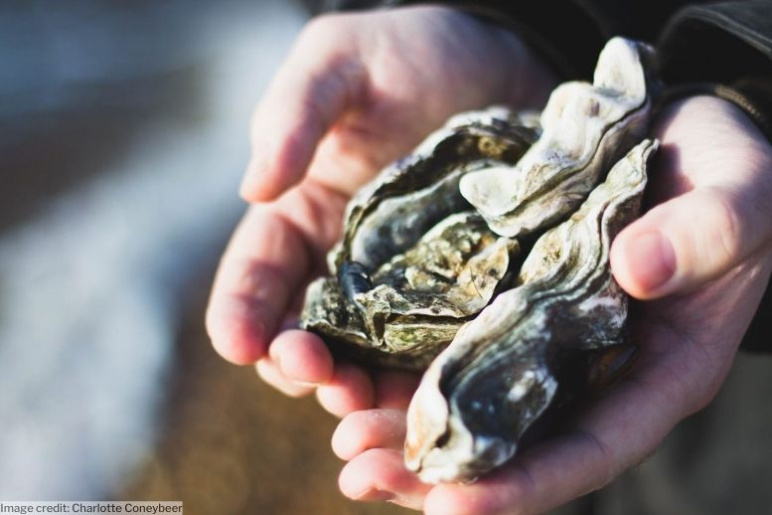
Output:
[{"xmin": 206, "ymin": 6, "xmax": 772, "ymax": 514}]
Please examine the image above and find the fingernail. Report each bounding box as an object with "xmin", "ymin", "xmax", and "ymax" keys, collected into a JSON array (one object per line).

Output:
[{"xmin": 627, "ymin": 232, "xmax": 677, "ymax": 292}]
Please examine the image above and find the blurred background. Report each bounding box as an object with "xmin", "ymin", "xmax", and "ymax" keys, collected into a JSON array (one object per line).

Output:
[
  {"xmin": 4, "ymin": 1, "xmax": 772, "ymax": 514},
  {"xmin": 0, "ymin": 0, "xmax": 401, "ymax": 512}
]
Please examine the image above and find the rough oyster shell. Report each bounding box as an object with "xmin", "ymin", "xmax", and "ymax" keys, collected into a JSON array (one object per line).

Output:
[
  {"xmin": 405, "ymin": 139, "xmax": 657, "ymax": 482},
  {"xmin": 332, "ymin": 107, "xmax": 540, "ymax": 273},
  {"xmin": 299, "ymin": 37, "xmax": 659, "ymax": 482},
  {"xmin": 460, "ymin": 37, "xmax": 656, "ymax": 238},
  {"xmin": 302, "ymin": 108, "xmax": 539, "ymax": 369}
]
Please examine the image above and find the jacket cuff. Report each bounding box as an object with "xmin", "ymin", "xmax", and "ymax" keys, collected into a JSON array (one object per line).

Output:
[{"xmin": 658, "ymin": 3, "xmax": 772, "ymax": 84}]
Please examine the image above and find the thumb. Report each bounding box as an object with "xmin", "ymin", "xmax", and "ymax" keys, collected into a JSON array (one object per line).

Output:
[
  {"xmin": 611, "ymin": 186, "xmax": 772, "ymax": 299},
  {"xmin": 240, "ymin": 31, "xmax": 366, "ymax": 202}
]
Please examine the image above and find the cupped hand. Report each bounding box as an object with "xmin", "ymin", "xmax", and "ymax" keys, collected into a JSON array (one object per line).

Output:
[
  {"xmin": 205, "ymin": 6, "xmax": 556, "ymax": 404},
  {"xmin": 332, "ymin": 96, "xmax": 772, "ymax": 513}
]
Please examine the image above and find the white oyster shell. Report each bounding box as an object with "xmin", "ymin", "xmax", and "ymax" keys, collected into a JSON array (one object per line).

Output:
[
  {"xmin": 459, "ymin": 37, "xmax": 656, "ymax": 238},
  {"xmin": 405, "ymin": 139, "xmax": 657, "ymax": 483}
]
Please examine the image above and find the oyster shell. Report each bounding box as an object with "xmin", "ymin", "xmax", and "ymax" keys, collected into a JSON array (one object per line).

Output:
[
  {"xmin": 460, "ymin": 37, "xmax": 656, "ymax": 238},
  {"xmin": 404, "ymin": 139, "xmax": 657, "ymax": 482},
  {"xmin": 331, "ymin": 107, "xmax": 540, "ymax": 273},
  {"xmin": 302, "ymin": 107, "xmax": 539, "ymax": 369},
  {"xmin": 299, "ymin": 37, "xmax": 659, "ymax": 481}
]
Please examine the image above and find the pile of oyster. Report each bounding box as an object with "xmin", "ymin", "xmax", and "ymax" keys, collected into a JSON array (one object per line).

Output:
[{"xmin": 301, "ymin": 38, "xmax": 659, "ymax": 483}]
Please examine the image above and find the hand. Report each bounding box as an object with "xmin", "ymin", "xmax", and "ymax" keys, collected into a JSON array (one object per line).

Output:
[
  {"xmin": 331, "ymin": 96, "xmax": 772, "ymax": 513},
  {"xmin": 205, "ymin": 6, "xmax": 557, "ymax": 405}
]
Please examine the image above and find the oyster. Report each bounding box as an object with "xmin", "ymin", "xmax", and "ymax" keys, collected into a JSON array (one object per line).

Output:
[
  {"xmin": 303, "ymin": 107, "xmax": 540, "ymax": 369},
  {"xmin": 405, "ymin": 139, "xmax": 657, "ymax": 482},
  {"xmin": 299, "ymin": 37, "xmax": 659, "ymax": 481}
]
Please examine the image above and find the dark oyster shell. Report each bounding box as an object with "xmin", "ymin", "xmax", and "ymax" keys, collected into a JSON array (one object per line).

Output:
[
  {"xmin": 303, "ymin": 107, "xmax": 539, "ymax": 369},
  {"xmin": 299, "ymin": 37, "xmax": 659, "ymax": 482}
]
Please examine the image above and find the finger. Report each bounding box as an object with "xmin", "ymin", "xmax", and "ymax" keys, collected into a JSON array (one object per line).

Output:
[
  {"xmin": 611, "ymin": 186, "xmax": 772, "ymax": 299},
  {"xmin": 269, "ymin": 330, "xmax": 334, "ymax": 386},
  {"xmin": 256, "ymin": 359, "xmax": 315, "ymax": 398},
  {"xmin": 240, "ymin": 21, "xmax": 366, "ymax": 202},
  {"xmin": 422, "ymin": 328, "xmax": 709, "ymax": 515},
  {"xmin": 374, "ymin": 370, "xmax": 421, "ymax": 409},
  {"xmin": 316, "ymin": 362, "xmax": 376, "ymax": 418},
  {"xmin": 206, "ymin": 206, "xmax": 310, "ymax": 364},
  {"xmin": 339, "ymin": 448, "xmax": 431, "ymax": 510},
  {"xmin": 332, "ymin": 409, "xmax": 407, "ymax": 460}
]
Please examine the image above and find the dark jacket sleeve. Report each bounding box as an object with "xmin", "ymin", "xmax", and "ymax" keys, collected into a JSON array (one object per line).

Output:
[
  {"xmin": 326, "ymin": 1, "xmax": 697, "ymax": 79},
  {"xmin": 323, "ymin": 0, "xmax": 772, "ymax": 352}
]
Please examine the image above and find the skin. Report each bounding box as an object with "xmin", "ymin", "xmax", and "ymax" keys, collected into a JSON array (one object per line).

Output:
[{"xmin": 206, "ymin": 6, "xmax": 772, "ymax": 514}]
